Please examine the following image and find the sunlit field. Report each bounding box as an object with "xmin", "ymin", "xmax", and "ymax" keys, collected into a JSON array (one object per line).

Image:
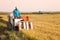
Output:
[{"xmin": 0, "ymin": 12, "xmax": 60, "ymax": 40}]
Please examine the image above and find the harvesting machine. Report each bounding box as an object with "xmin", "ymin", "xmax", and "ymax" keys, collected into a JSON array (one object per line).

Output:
[{"xmin": 8, "ymin": 13, "xmax": 33, "ymax": 31}]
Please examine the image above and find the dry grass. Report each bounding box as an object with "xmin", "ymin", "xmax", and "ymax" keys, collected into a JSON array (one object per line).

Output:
[
  {"xmin": 22, "ymin": 14, "xmax": 60, "ymax": 40},
  {"xmin": 0, "ymin": 13, "xmax": 60, "ymax": 40}
]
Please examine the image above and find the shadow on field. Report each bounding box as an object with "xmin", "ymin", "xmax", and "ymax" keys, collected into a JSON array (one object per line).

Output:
[
  {"xmin": 0, "ymin": 17, "xmax": 2, "ymax": 18},
  {"xmin": 0, "ymin": 19, "xmax": 8, "ymax": 25},
  {"xmin": 0, "ymin": 18, "xmax": 10, "ymax": 40},
  {"xmin": 0, "ymin": 18, "xmax": 8, "ymax": 35},
  {"xmin": 0, "ymin": 17, "xmax": 37, "ymax": 40}
]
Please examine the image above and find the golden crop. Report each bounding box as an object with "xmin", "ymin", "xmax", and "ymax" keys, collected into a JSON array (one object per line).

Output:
[{"xmin": 0, "ymin": 13, "xmax": 60, "ymax": 40}]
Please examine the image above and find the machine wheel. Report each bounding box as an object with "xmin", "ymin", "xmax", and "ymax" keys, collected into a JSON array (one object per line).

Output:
[{"xmin": 7, "ymin": 22, "xmax": 13, "ymax": 30}]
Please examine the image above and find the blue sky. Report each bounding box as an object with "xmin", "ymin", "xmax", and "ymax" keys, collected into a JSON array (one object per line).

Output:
[{"xmin": 0, "ymin": 0, "xmax": 60, "ymax": 12}]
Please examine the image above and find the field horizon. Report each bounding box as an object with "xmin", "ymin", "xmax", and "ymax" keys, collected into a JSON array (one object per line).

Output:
[{"xmin": 0, "ymin": 11, "xmax": 60, "ymax": 15}]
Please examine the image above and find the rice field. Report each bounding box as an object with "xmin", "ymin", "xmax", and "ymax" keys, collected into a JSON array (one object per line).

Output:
[{"xmin": 0, "ymin": 13, "xmax": 60, "ymax": 40}]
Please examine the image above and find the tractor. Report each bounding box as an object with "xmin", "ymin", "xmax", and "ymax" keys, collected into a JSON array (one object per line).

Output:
[{"xmin": 8, "ymin": 13, "xmax": 33, "ymax": 31}]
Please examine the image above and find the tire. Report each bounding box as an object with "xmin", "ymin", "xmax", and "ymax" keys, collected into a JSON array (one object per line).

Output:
[{"xmin": 7, "ymin": 22, "xmax": 13, "ymax": 30}]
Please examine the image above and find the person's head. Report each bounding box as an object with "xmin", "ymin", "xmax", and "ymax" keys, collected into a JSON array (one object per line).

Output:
[{"xmin": 15, "ymin": 6, "xmax": 17, "ymax": 10}]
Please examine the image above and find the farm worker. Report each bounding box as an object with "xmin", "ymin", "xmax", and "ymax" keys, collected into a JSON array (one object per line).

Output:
[{"xmin": 13, "ymin": 7, "xmax": 20, "ymax": 18}]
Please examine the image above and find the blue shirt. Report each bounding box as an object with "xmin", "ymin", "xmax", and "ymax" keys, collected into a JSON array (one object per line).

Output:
[{"xmin": 13, "ymin": 9, "xmax": 20, "ymax": 16}]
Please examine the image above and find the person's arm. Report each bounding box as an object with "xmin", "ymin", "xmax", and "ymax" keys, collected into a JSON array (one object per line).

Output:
[
  {"xmin": 13, "ymin": 9, "xmax": 15, "ymax": 16},
  {"xmin": 18, "ymin": 10, "xmax": 20, "ymax": 16}
]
